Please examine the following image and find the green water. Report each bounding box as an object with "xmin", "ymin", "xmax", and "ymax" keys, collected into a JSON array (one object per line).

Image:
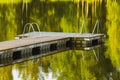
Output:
[{"xmin": 0, "ymin": 0, "xmax": 120, "ymax": 80}]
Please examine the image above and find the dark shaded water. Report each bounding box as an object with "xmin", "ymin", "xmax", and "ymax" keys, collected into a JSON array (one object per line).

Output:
[{"xmin": 0, "ymin": 0, "xmax": 120, "ymax": 80}]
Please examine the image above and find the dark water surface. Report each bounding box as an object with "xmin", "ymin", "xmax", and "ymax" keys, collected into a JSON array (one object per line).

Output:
[{"xmin": 0, "ymin": 0, "xmax": 120, "ymax": 80}]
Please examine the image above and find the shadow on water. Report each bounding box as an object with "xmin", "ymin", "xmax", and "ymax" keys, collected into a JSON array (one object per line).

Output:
[{"xmin": 0, "ymin": 43, "xmax": 103, "ymax": 67}]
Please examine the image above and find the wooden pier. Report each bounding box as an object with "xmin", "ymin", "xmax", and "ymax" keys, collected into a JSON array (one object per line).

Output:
[{"xmin": 0, "ymin": 32, "xmax": 105, "ymax": 67}]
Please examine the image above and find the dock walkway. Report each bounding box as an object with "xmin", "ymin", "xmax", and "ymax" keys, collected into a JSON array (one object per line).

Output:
[
  {"xmin": 16, "ymin": 32, "xmax": 104, "ymax": 40},
  {"xmin": 0, "ymin": 36, "xmax": 68, "ymax": 51},
  {"xmin": 0, "ymin": 32, "xmax": 105, "ymax": 66}
]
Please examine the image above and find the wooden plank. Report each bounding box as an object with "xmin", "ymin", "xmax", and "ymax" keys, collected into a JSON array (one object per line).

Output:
[
  {"xmin": 0, "ymin": 32, "xmax": 105, "ymax": 52},
  {"xmin": 16, "ymin": 32, "xmax": 105, "ymax": 39},
  {"xmin": 0, "ymin": 36, "xmax": 68, "ymax": 51}
]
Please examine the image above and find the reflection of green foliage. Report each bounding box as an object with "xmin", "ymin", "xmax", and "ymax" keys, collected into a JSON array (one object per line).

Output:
[
  {"xmin": 106, "ymin": 0, "xmax": 120, "ymax": 69},
  {"xmin": 60, "ymin": 17, "xmax": 74, "ymax": 32},
  {"xmin": 48, "ymin": 50, "xmax": 98, "ymax": 80},
  {"xmin": 1, "ymin": 0, "xmax": 119, "ymax": 80},
  {"xmin": 0, "ymin": 66, "xmax": 13, "ymax": 80},
  {"xmin": 0, "ymin": 5, "xmax": 17, "ymax": 41},
  {"xmin": 13, "ymin": 49, "xmax": 106, "ymax": 80},
  {"xmin": 14, "ymin": 59, "xmax": 40, "ymax": 80},
  {"xmin": 29, "ymin": 2, "xmax": 77, "ymax": 32},
  {"xmin": 0, "ymin": 0, "xmax": 31, "ymax": 4}
]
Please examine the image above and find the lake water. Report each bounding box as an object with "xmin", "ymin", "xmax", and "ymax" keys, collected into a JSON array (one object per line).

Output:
[{"xmin": 0, "ymin": 0, "xmax": 120, "ymax": 80}]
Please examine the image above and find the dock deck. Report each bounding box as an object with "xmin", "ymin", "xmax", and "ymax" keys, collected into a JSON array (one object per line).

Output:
[
  {"xmin": 0, "ymin": 36, "xmax": 68, "ymax": 51},
  {"xmin": 0, "ymin": 31, "xmax": 105, "ymax": 66},
  {"xmin": 16, "ymin": 32, "xmax": 104, "ymax": 40}
]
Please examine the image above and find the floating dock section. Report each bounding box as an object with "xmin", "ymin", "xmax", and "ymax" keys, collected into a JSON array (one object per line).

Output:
[{"xmin": 0, "ymin": 32, "xmax": 105, "ymax": 66}]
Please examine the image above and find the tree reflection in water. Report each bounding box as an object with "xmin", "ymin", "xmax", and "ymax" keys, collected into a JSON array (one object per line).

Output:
[{"xmin": 0, "ymin": 0, "xmax": 120, "ymax": 80}]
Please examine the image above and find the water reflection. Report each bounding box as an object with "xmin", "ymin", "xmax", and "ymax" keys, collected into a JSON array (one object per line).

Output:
[
  {"xmin": 12, "ymin": 46, "xmax": 105, "ymax": 80},
  {"xmin": 105, "ymin": 0, "xmax": 120, "ymax": 72},
  {"xmin": 0, "ymin": 0, "xmax": 31, "ymax": 4},
  {"xmin": 0, "ymin": 0, "xmax": 120, "ymax": 80}
]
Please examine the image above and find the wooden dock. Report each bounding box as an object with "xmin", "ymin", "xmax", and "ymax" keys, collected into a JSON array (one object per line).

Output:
[
  {"xmin": 0, "ymin": 32, "xmax": 105, "ymax": 67},
  {"xmin": 16, "ymin": 32, "xmax": 104, "ymax": 40},
  {"xmin": 0, "ymin": 36, "xmax": 69, "ymax": 51}
]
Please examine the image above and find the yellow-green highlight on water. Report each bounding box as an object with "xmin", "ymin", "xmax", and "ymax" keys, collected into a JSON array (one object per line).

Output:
[
  {"xmin": 0, "ymin": 0, "xmax": 31, "ymax": 4},
  {"xmin": 105, "ymin": 0, "xmax": 120, "ymax": 70}
]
